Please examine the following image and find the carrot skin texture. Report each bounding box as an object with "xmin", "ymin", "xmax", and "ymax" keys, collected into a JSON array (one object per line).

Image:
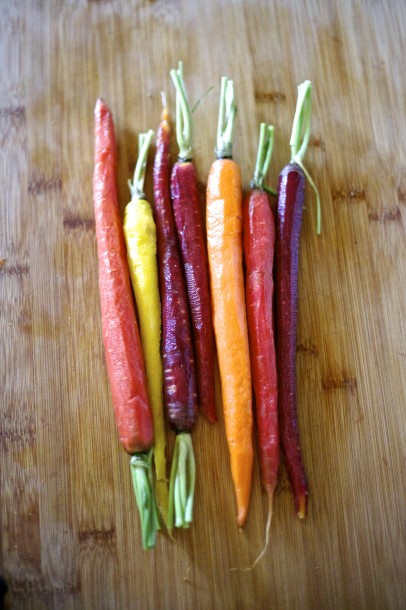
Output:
[
  {"xmin": 243, "ymin": 189, "xmax": 279, "ymax": 495},
  {"xmin": 275, "ymin": 162, "xmax": 308, "ymax": 518},
  {"xmin": 207, "ymin": 158, "xmax": 253, "ymax": 527},
  {"xmin": 93, "ymin": 99, "xmax": 153, "ymax": 454},
  {"xmin": 153, "ymin": 110, "xmax": 197, "ymax": 433},
  {"xmin": 171, "ymin": 161, "xmax": 217, "ymax": 423}
]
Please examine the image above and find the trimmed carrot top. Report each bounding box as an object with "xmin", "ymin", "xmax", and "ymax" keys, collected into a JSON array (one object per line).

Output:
[
  {"xmin": 251, "ymin": 123, "xmax": 275, "ymax": 191},
  {"xmin": 170, "ymin": 61, "xmax": 193, "ymax": 162},
  {"xmin": 128, "ymin": 129, "xmax": 154, "ymax": 200},
  {"xmin": 289, "ymin": 80, "xmax": 321, "ymax": 234},
  {"xmin": 215, "ymin": 77, "xmax": 237, "ymax": 159}
]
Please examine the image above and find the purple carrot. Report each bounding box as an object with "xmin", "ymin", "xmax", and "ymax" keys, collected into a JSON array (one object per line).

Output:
[
  {"xmin": 153, "ymin": 101, "xmax": 197, "ymax": 530},
  {"xmin": 170, "ymin": 62, "xmax": 217, "ymax": 423},
  {"xmin": 275, "ymin": 80, "xmax": 320, "ymax": 519}
]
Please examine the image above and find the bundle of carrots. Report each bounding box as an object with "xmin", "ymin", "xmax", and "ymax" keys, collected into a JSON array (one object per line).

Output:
[{"xmin": 92, "ymin": 66, "xmax": 319, "ymax": 551}]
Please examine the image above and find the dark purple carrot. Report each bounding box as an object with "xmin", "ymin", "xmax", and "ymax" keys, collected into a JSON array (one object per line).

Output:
[
  {"xmin": 275, "ymin": 80, "xmax": 320, "ymax": 519},
  {"xmin": 170, "ymin": 62, "xmax": 217, "ymax": 423},
  {"xmin": 153, "ymin": 101, "xmax": 197, "ymax": 529}
]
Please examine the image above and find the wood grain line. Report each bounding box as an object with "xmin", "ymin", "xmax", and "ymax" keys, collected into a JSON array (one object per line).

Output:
[
  {"xmin": 331, "ymin": 188, "xmax": 366, "ymax": 203},
  {"xmin": 0, "ymin": 106, "xmax": 26, "ymax": 121},
  {"xmin": 0, "ymin": 427, "xmax": 36, "ymax": 445},
  {"xmin": 63, "ymin": 214, "xmax": 95, "ymax": 231},
  {"xmin": 27, "ymin": 174, "xmax": 62, "ymax": 196},
  {"xmin": 254, "ymin": 90, "xmax": 286, "ymax": 103},
  {"xmin": 0, "ymin": 264, "xmax": 29, "ymax": 276},
  {"xmin": 322, "ymin": 375, "xmax": 358, "ymax": 393},
  {"xmin": 77, "ymin": 527, "xmax": 116, "ymax": 543},
  {"xmin": 297, "ymin": 342, "xmax": 319, "ymax": 357},
  {"xmin": 5, "ymin": 578, "xmax": 79, "ymax": 597},
  {"xmin": 368, "ymin": 207, "xmax": 402, "ymax": 223}
]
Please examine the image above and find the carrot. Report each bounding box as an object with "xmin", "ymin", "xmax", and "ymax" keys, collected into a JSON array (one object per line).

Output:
[
  {"xmin": 123, "ymin": 130, "xmax": 169, "ymax": 525},
  {"xmin": 243, "ymin": 124, "xmax": 278, "ymax": 545},
  {"xmin": 153, "ymin": 100, "xmax": 197, "ymax": 529},
  {"xmin": 170, "ymin": 62, "xmax": 217, "ymax": 423},
  {"xmin": 93, "ymin": 99, "xmax": 159, "ymax": 548},
  {"xmin": 206, "ymin": 78, "xmax": 253, "ymax": 528},
  {"xmin": 275, "ymin": 81, "xmax": 320, "ymax": 519}
]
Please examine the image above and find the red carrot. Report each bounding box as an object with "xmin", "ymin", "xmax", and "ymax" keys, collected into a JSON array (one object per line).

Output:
[
  {"xmin": 275, "ymin": 81, "xmax": 320, "ymax": 519},
  {"xmin": 170, "ymin": 62, "xmax": 217, "ymax": 423},
  {"xmin": 243, "ymin": 123, "xmax": 279, "ymax": 540},
  {"xmin": 153, "ymin": 100, "xmax": 197, "ymax": 529},
  {"xmin": 93, "ymin": 98, "xmax": 159, "ymax": 548}
]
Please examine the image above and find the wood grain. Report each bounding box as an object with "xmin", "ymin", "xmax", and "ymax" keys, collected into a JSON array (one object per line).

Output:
[{"xmin": 1, "ymin": 1, "xmax": 405, "ymax": 608}]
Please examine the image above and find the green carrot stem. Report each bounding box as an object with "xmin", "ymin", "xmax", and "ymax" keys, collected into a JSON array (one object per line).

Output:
[
  {"xmin": 184, "ymin": 441, "xmax": 195, "ymax": 525},
  {"xmin": 251, "ymin": 123, "xmax": 275, "ymax": 190},
  {"xmin": 263, "ymin": 185, "xmax": 278, "ymax": 197},
  {"xmin": 215, "ymin": 76, "xmax": 237, "ymax": 159},
  {"xmin": 167, "ymin": 432, "xmax": 196, "ymax": 530},
  {"xmin": 289, "ymin": 80, "xmax": 321, "ymax": 234},
  {"xmin": 289, "ymin": 81, "xmax": 312, "ymax": 162},
  {"xmin": 167, "ymin": 436, "xmax": 179, "ymax": 530},
  {"xmin": 130, "ymin": 452, "xmax": 160, "ymax": 549},
  {"xmin": 170, "ymin": 61, "xmax": 193, "ymax": 161},
  {"xmin": 178, "ymin": 438, "xmax": 187, "ymax": 511},
  {"xmin": 174, "ymin": 474, "xmax": 184, "ymax": 528},
  {"xmin": 191, "ymin": 85, "xmax": 214, "ymax": 114},
  {"xmin": 128, "ymin": 130, "xmax": 154, "ymax": 200}
]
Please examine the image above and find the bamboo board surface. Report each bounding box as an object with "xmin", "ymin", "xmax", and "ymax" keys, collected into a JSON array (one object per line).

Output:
[{"xmin": 1, "ymin": 1, "xmax": 406, "ymax": 608}]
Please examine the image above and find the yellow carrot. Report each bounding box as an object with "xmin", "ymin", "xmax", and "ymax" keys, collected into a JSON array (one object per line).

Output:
[{"xmin": 124, "ymin": 130, "xmax": 168, "ymax": 525}]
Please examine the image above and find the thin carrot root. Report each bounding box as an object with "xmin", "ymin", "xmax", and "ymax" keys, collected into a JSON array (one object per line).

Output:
[
  {"xmin": 230, "ymin": 487, "xmax": 274, "ymax": 572},
  {"xmin": 296, "ymin": 492, "xmax": 308, "ymax": 520}
]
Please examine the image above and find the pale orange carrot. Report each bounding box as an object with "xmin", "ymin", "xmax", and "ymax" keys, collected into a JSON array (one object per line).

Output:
[{"xmin": 206, "ymin": 78, "xmax": 253, "ymax": 527}]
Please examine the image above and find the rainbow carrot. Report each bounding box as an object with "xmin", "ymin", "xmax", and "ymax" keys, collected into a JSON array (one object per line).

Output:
[{"xmin": 206, "ymin": 78, "xmax": 253, "ymax": 527}]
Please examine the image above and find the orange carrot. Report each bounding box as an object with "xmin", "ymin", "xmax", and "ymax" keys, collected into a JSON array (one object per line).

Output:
[{"xmin": 206, "ymin": 78, "xmax": 253, "ymax": 527}]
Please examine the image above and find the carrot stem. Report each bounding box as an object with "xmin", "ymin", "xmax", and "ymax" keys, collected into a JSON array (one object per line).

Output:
[
  {"xmin": 191, "ymin": 85, "xmax": 214, "ymax": 114},
  {"xmin": 128, "ymin": 130, "xmax": 155, "ymax": 200},
  {"xmin": 289, "ymin": 81, "xmax": 321, "ymax": 234},
  {"xmin": 130, "ymin": 452, "xmax": 161, "ymax": 549},
  {"xmin": 167, "ymin": 432, "xmax": 195, "ymax": 529},
  {"xmin": 170, "ymin": 62, "xmax": 193, "ymax": 161},
  {"xmin": 290, "ymin": 81, "xmax": 312, "ymax": 162},
  {"xmin": 215, "ymin": 77, "xmax": 237, "ymax": 159},
  {"xmin": 251, "ymin": 123, "xmax": 275, "ymax": 190},
  {"xmin": 263, "ymin": 185, "xmax": 278, "ymax": 197}
]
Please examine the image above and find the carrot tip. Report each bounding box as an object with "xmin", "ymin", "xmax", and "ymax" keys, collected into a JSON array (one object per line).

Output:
[
  {"xmin": 296, "ymin": 493, "xmax": 308, "ymax": 519},
  {"xmin": 166, "ymin": 528, "xmax": 176, "ymax": 542},
  {"xmin": 204, "ymin": 411, "xmax": 218, "ymax": 424},
  {"xmin": 160, "ymin": 94, "xmax": 169, "ymax": 122},
  {"xmin": 236, "ymin": 511, "xmax": 247, "ymax": 528}
]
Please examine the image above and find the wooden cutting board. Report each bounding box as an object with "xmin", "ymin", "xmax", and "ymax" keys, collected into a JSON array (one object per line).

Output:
[{"xmin": 1, "ymin": 1, "xmax": 405, "ymax": 608}]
